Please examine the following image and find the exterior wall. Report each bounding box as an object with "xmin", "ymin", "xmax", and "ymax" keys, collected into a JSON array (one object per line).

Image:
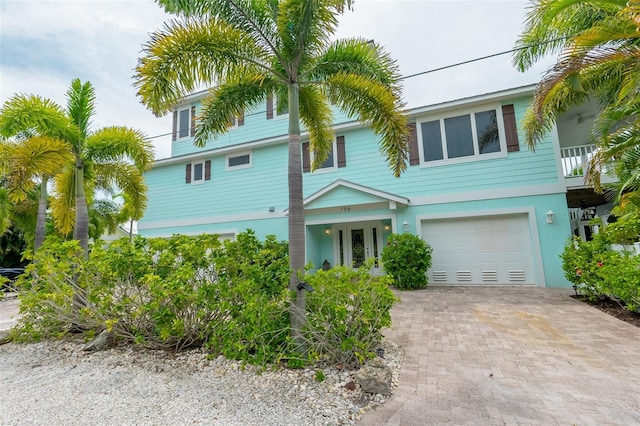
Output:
[{"xmin": 140, "ymin": 86, "xmax": 574, "ymax": 289}]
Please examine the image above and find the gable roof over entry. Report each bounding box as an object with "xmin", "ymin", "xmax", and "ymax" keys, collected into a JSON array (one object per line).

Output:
[{"xmin": 292, "ymin": 179, "xmax": 409, "ymax": 212}]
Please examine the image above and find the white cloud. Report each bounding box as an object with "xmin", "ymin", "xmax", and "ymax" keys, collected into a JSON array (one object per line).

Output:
[{"xmin": 1, "ymin": 0, "xmax": 556, "ymax": 160}]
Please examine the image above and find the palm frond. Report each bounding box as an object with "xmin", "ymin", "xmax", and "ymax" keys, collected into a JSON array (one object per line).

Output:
[
  {"xmin": 51, "ymin": 168, "xmax": 76, "ymax": 235},
  {"xmin": 92, "ymin": 161, "xmax": 148, "ymax": 221},
  {"xmin": 326, "ymin": 72, "xmax": 408, "ymax": 177},
  {"xmin": 298, "ymin": 85, "xmax": 334, "ymax": 169},
  {"xmin": 84, "ymin": 127, "xmax": 154, "ymax": 172},
  {"xmin": 135, "ymin": 17, "xmax": 273, "ymax": 115},
  {"xmin": 66, "ymin": 79, "xmax": 96, "ymax": 140}
]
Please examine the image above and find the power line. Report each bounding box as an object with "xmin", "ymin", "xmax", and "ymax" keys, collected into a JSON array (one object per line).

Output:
[{"xmin": 147, "ymin": 36, "xmax": 568, "ymax": 141}]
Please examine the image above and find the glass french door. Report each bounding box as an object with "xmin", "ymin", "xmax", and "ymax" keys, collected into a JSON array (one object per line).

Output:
[{"xmin": 334, "ymin": 221, "xmax": 383, "ymax": 275}]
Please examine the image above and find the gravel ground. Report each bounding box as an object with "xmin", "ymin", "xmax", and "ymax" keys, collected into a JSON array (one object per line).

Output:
[{"xmin": 0, "ymin": 335, "xmax": 402, "ymax": 426}]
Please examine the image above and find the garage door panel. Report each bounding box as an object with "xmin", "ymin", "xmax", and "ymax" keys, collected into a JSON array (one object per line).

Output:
[{"xmin": 422, "ymin": 214, "xmax": 535, "ymax": 285}]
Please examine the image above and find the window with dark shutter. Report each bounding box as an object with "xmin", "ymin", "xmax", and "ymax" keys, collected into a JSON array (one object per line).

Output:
[
  {"xmin": 237, "ymin": 110, "xmax": 245, "ymax": 126},
  {"xmin": 204, "ymin": 160, "xmax": 211, "ymax": 180},
  {"xmin": 407, "ymin": 123, "xmax": 420, "ymax": 166},
  {"xmin": 190, "ymin": 106, "xmax": 196, "ymax": 137},
  {"xmin": 302, "ymin": 142, "xmax": 310, "ymax": 173},
  {"xmin": 172, "ymin": 111, "xmax": 178, "ymax": 141},
  {"xmin": 266, "ymin": 94, "xmax": 274, "ymax": 120},
  {"xmin": 185, "ymin": 164, "xmax": 191, "ymax": 183},
  {"xmin": 502, "ymin": 104, "xmax": 520, "ymax": 152},
  {"xmin": 337, "ymin": 136, "xmax": 346, "ymax": 168}
]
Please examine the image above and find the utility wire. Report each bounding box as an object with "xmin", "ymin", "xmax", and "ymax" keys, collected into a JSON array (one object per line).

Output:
[{"xmin": 146, "ymin": 36, "xmax": 569, "ymax": 141}]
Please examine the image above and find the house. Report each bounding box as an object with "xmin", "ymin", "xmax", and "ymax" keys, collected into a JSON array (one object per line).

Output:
[{"xmin": 138, "ymin": 85, "xmax": 611, "ymax": 288}]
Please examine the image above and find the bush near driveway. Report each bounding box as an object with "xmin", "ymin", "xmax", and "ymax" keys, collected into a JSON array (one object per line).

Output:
[
  {"xmin": 10, "ymin": 232, "xmax": 395, "ymax": 367},
  {"xmin": 381, "ymin": 233, "xmax": 433, "ymax": 290}
]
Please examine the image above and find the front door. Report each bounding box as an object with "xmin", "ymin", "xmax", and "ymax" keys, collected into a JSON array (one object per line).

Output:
[{"xmin": 334, "ymin": 221, "xmax": 383, "ymax": 275}]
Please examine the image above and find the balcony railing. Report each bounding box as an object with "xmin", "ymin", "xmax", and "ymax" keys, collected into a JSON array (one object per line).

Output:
[{"xmin": 560, "ymin": 144, "xmax": 596, "ymax": 178}]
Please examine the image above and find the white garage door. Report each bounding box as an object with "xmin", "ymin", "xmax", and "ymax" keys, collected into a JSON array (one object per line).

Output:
[{"xmin": 421, "ymin": 214, "xmax": 535, "ymax": 285}]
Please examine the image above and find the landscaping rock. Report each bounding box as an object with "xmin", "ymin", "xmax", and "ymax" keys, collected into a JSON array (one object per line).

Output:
[
  {"xmin": 0, "ymin": 329, "xmax": 11, "ymax": 345},
  {"xmin": 355, "ymin": 357, "xmax": 393, "ymax": 395}
]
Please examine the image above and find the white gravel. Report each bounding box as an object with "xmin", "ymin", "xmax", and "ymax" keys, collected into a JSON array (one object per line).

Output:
[{"xmin": 0, "ymin": 337, "xmax": 402, "ymax": 426}]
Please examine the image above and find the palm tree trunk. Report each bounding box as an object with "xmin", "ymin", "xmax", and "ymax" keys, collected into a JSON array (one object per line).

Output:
[
  {"xmin": 72, "ymin": 161, "xmax": 89, "ymax": 256},
  {"xmin": 287, "ymin": 83, "xmax": 307, "ymax": 350},
  {"xmin": 34, "ymin": 176, "xmax": 48, "ymax": 251}
]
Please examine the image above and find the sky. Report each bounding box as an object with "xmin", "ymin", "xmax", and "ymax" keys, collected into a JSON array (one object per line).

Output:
[{"xmin": 0, "ymin": 0, "xmax": 556, "ymax": 160}]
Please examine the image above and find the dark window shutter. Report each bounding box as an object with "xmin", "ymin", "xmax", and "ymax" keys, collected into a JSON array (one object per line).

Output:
[
  {"xmin": 172, "ymin": 111, "xmax": 178, "ymax": 141},
  {"xmin": 237, "ymin": 110, "xmax": 245, "ymax": 126},
  {"xmin": 408, "ymin": 123, "xmax": 420, "ymax": 165},
  {"xmin": 502, "ymin": 104, "xmax": 520, "ymax": 152},
  {"xmin": 302, "ymin": 142, "xmax": 310, "ymax": 173},
  {"xmin": 190, "ymin": 106, "xmax": 196, "ymax": 137},
  {"xmin": 337, "ymin": 136, "xmax": 346, "ymax": 168},
  {"xmin": 185, "ymin": 164, "xmax": 192, "ymax": 184},
  {"xmin": 266, "ymin": 94, "xmax": 274, "ymax": 119},
  {"xmin": 204, "ymin": 160, "xmax": 211, "ymax": 181}
]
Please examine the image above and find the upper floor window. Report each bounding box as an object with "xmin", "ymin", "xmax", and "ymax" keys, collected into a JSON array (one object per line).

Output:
[
  {"xmin": 173, "ymin": 105, "xmax": 195, "ymax": 141},
  {"xmin": 302, "ymin": 136, "xmax": 346, "ymax": 173},
  {"xmin": 226, "ymin": 151, "xmax": 252, "ymax": 170},
  {"xmin": 185, "ymin": 160, "xmax": 211, "ymax": 184},
  {"xmin": 416, "ymin": 104, "xmax": 519, "ymax": 166}
]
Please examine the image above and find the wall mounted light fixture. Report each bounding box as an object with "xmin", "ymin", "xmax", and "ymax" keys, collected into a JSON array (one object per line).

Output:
[
  {"xmin": 546, "ymin": 210, "xmax": 555, "ymax": 224},
  {"xmin": 383, "ymin": 224, "xmax": 390, "ymax": 231},
  {"xmin": 268, "ymin": 206, "xmax": 275, "ymax": 212},
  {"xmin": 403, "ymin": 221, "xmax": 410, "ymax": 233},
  {"xmin": 324, "ymin": 227, "xmax": 331, "ymax": 235}
]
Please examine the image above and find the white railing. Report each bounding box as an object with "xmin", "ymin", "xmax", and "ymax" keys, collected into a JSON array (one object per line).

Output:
[{"xmin": 560, "ymin": 144, "xmax": 596, "ymax": 177}]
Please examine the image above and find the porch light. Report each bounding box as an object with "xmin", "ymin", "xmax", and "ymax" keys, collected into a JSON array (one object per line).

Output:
[
  {"xmin": 324, "ymin": 227, "xmax": 331, "ymax": 235},
  {"xmin": 383, "ymin": 224, "xmax": 390, "ymax": 231},
  {"xmin": 546, "ymin": 210, "xmax": 555, "ymax": 224},
  {"xmin": 403, "ymin": 221, "xmax": 409, "ymax": 233}
]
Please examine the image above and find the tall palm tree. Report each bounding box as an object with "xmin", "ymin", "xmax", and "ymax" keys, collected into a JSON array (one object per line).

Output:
[
  {"xmin": 513, "ymin": 0, "xmax": 640, "ymax": 148},
  {"xmin": 0, "ymin": 96, "xmax": 76, "ymax": 250},
  {"xmin": 134, "ymin": 0, "xmax": 408, "ymax": 345},
  {"xmin": 0, "ymin": 80, "xmax": 154, "ymax": 256}
]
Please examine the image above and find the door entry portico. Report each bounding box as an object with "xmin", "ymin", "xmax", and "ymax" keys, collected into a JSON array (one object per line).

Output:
[{"xmin": 333, "ymin": 221, "xmax": 383, "ymax": 274}]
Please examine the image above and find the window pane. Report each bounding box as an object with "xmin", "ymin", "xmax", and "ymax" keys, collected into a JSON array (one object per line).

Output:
[
  {"xmin": 179, "ymin": 109, "xmax": 190, "ymax": 138},
  {"xmin": 320, "ymin": 146, "xmax": 334, "ymax": 169},
  {"xmin": 193, "ymin": 163, "xmax": 203, "ymax": 181},
  {"xmin": 476, "ymin": 110, "xmax": 500, "ymax": 154},
  {"xmin": 229, "ymin": 154, "xmax": 250, "ymax": 167},
  {"xmin": 444, "ymin": 115, "xmax": 474, "ymax": 158},
  {"xmin": 421, "ymin": 120, "xmax": 443, "ymax": 162}
]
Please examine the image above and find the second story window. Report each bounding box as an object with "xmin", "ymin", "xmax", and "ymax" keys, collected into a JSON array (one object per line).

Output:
[
  {"xmin": 266, "ymin": 93, "xmax": 288, "ymax": 120},
  {"xmin": 185, "ymin": 160, "xmax": 211, "ymax": 184},
  {"xmin": 226, "ymin": 151, "xmax": 252, "ymax": 170},
  {"xmin": 417, "ymin": 104, "xmax": 516, "ymax": 166},
  {"xmin": 173, "ymin": 105, "xmax": 196, "ymax": 141},
  {"xmin": 302, "ymin": 136, "xmax": 346, "ymax": 173}
]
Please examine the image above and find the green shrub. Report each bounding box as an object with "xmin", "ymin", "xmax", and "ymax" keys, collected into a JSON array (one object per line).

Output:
[
  {"xmin": 381, "ymin": 233, "xmax": 433, "ymax": 289},
  {"xmin": 302, "ymin": 262, "xmax": 397, "ymax": 367}
]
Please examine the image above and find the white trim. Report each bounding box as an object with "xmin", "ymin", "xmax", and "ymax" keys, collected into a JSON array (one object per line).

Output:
[
  {"xmin": 225, "ymin": 151, "xmax": 252, "ymax": 171},
  {"xmin": 415, "ymin": 207, "xmax": 546, "ymax": 287},
  {"xmin": 138, "ymin": 211, "xmax": 286, "ymax": 230},
  {"xmin": 176, "ymin": 107, "xmax": 192, "ymax": 141},
  {"xmin": 300, "ymin": 179, "xmax": 409, "ymax": 210},
  {"xmin": 156, "ymin": 119, "xmax": 362, "ymax": 167},
  {"xmin": 142, "ymin": 229, "xmax": 238, "ymax": 239},
  {"xmin": 310, "ymin": 139, "xmax": 338, "ymax": 174},
  {"xmin": 191, "ymin": 160, "xmax": 206, "ymax": 185},
  {"xmin": 408, "ymin": 183, "xmax": 566, "ymax": 206},
  {"xmin": 306, "ymin": 213, "xmax": 396, "ymax": 229},
  {"xmin": 551, "ymin": 122, "xmax": 568, "ymax": 192},
  {"xmin": 406, "ymin": 85, "xmax": 535, "ymax": 117},
  {"xmin": 416, "ymin": 103, "xmax": 508, "ymax": 167}
]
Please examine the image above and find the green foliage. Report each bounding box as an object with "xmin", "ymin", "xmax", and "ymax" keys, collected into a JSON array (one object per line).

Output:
[
  {"xmin": 381, "ymin": 233, "xmax": 433, "ymax": 289},
  {"xmin": 11, "ymin": 230, "xmax": 394, "ymax": 367},
  {"xmin": 561, "ymin": 223, "xmax": 640, "ymax": 311},
  {"xmin": 302, "ymin": 263, "xmax": 397, "ymax": 367}
]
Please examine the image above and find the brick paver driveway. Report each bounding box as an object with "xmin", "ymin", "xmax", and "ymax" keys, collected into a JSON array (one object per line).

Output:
[{"xmin": 361, "ymin": 286, "xmax": 640, "ymax": 426}]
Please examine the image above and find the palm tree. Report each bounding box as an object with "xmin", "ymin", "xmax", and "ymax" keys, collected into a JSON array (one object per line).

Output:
[
  {"xmin": 513, "ymin": 0, "xmax": 640, "ymax": 149},
  {"xmin": 0, "ymin": 80, "xmax": 154, "ymax": 256},
  {"xmin": 134, "ymin": 0, "xmax": 408, "ymax": 346},
  {"xmin": 0, "ymin": 96, "xmax": 76, "ymax": 250}
]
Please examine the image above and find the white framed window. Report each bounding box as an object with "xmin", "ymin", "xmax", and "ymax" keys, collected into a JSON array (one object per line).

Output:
[
  {"xmin": 312, "ymin": 139, "xmax": 337, "ymax": 173},
  {"xmin": 225, "ymin": 151, "xmax": 252, "ymax": 171},
  {"xmin": 417, "ymin": 104, "xmax": 507, "ymax": 166},
  {"xmin": 185, "ymin": 160, "xmax": 210, "ymax": 185},
  {"xmin": 274, "ymin": 96, "xmax": 288, "ymax": 119},
  {"xmin": 177, "ymin": 107, "xmax": 192, "ymax": 139}
]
